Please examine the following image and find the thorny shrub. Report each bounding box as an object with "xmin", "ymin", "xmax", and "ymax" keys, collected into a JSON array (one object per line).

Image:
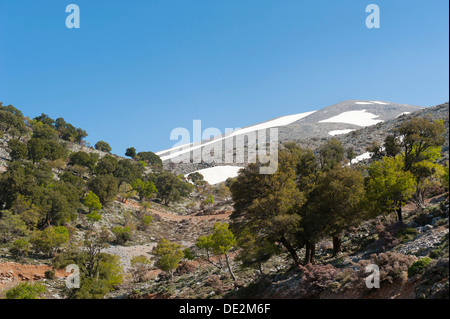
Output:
[
  {"xmin": 353, "ymin": 252, "xmax": 417, "ymax": 288},
  {"xmin": 297, "ymin": 263, "xmax": 342, "ymax": 298}
]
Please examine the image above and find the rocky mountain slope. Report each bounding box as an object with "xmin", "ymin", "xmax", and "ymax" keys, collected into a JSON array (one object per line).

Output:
[
  {"xmin": 0, "ymin": 100, "xmax": 448, "ymax": 301},
  {"xmin": 160, "ymin": 100, "xmax": 442, "ymax": 182}
]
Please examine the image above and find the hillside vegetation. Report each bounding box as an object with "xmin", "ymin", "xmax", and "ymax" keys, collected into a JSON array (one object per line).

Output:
[{"xmin": 0, "ymin": 101, "xmax": 448, "ymax": 299}]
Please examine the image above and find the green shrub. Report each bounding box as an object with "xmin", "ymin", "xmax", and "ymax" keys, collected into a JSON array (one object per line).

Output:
[
  {"xmin": 95, "ymin": 141, "xmax": 111, "ymax": 153},
  {"xmin": 30, "ymin": 226, "xmax": 70, "ymax": 257},
  {"xmin": 5, "ymin": 282, "xmax": 46, "ymax": 299},
  {"xmin": 183, "ymin": 248, "xmax": 195, "ymax": 260},
  {"xmin": 111, "ymin": 226, "xmax": 132, "ymax": 244},
  {"xmin": 86, "ymin": 211, "xmax": 102, "ymax": 223},
  {"xmin": 429, "ymin": 248, "xmax": 442, "ymax": 259},
  {"xmin": 396, "ymin": 228, "xmax": 418, "ymax": 243},
  {"xmin": 45, "ymin": 269, "xmax": 56, "ymax": 279},
  {"xmin": 10, "ymin": 239, "xmax": 31, "ymax": 259},
  {"xmin": 408, "ymin": 257, "xmax": 432, "ymax": 277}
]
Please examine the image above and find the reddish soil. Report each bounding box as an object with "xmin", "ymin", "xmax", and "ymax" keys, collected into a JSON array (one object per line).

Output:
[{"xmin": 0, "ymin": 262, "xmax": 70, "ymax": 291}]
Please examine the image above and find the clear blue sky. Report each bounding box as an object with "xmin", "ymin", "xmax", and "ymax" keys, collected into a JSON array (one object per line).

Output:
[{"xmin": 0, "ymin": 0, "xmax": 448, "ymax": 155}]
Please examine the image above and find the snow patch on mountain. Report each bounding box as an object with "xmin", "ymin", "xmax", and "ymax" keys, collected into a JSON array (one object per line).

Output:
[
  {"xmin": 397, "ymin": 112, "xmax": 411, "ymax": 118},
  {"xmin": 328, "ymin": 129, "xmax": 355, "ymax": 136},
  {"xmin": 319, "ymin": 110, "xmax": 384, "ymax": 127},
  {"xmin": 371, "ymin": 101, "xmax": 389, "ymax": 105},
  {"xmin": 157, "ymin": 111, "xmax": 316, "ymax": 161},
  {"xmin": 188, "ymin": 166, "xmax": 243, "ymax": 185},
  {"xmin": 351, "ymin": 152, "xmax": 373, "ymax": 164}
]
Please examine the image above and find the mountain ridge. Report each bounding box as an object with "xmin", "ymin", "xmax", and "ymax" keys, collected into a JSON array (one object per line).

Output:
[{"xmin": 160, "ymin": 99, "xmax": 428, "ymax": 183}]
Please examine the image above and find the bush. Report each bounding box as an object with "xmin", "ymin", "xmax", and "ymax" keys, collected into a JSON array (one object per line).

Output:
[
  {"xmin": 298, "ymin": 263, "xmax": 342, "ymax": 298},
  {"xmin": 0, "ymin": 211, "xmax": 28, "ymax": 243},
  {"xmin": 136, "ymin": 151, "xmax": 162, "ymax": 168},
  {"xmin": 130, "ymin": 255, "xmax": 151, "ymax": 282},
  {"xmin": 111, "ymin": 226, "xmax": 132, "ymax": 244},
  {"xmin": 5, "ymin": 282, "xmax": 46, "ymax": 299},
  {"xmin": 183, "ymin": 248, "xmax": 195, "ymax": 260},
  {"xmin": 45, "ymin": 269, "xmax": 56, "ymax": 279},
  {"xmin": 414, "ymin": 258, "xmax": 449, "ymax": 299},
  {"xmin": 429, "ymin": 248, "xmax": 443, "ymax": 259},
  {"xmin": 86, "ymin": 212, "xmax": 102, "ymax": 223},
  {"xmin": 396, "ymin": 228, "xmax": 418, "ymax": 243},
  {"xmin": 355, "ymin": 252, "xmax": 417, "ymax": 286},
  {"xmin": 8, "ymin": 139, "xmax": 27, "ymax": 160},
  {"xmin": 95, "ymin": 141, "xmax": 111, "ymax": 153},
  {"xmin": 152, "ymin": 238, "xmax": 184, "ymax": 280},
  {"xmin": 69, "ymin": 151, "xmax": 98, "ymax": 170},
  {"xmin": 30, "ymin": 226, "xmax": 70, "ymax": 257},
  {"xmin": 10, "ymin": 239, "xmax": 31, "ymax": 259},
  {"xmin": 135, "ymin": 210, "xmax": 153, "ymax": 231},
  {"xmin": 408, "ymin": 257, "xmax": 432, "ymax": 278},
  {"xmin": 88, "ymin": 174, "xmax": 119, "ymax": 205}
]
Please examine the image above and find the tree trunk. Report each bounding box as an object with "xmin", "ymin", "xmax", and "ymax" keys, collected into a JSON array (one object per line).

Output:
[
  {"xmin": 414, "ymin": 190, "xmax": 426, "ymax": 209},
  {"xmin": 224, "ymin": 253, "xmax": 236, "ymax": 281},
  {"xmin": 279, "ymin": 236, "xmax": 301, "ymax": 266},
  {"xmin": 304, "ymin": 241, "xmax": 310, "ymax": 265},
  {"xmin": 396, "ymin": 207, "xmax": 403, "ymax": 223},
  {"xmin": 332, "ymin": 236, "xmax": 341, "ymax": 256},
  {"xmin": 310, "ymin": 243, "xmax": 315, "ymax": 264},
  {"xmin": 304, "ymin": 241, "xmax": 316, "ymax": 264},
  {"xmin": 258, "ymin": 263, "xmax": 264, "ymax": 276}
]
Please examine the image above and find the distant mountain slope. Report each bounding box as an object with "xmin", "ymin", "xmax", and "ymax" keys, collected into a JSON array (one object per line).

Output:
[
  {"xmin": 277, "ymin": 100, "xmax": 423, "ymax": 143},
  {"xmin": 160, "ymin": 100, "xmax": 428, "ymax": 183}
]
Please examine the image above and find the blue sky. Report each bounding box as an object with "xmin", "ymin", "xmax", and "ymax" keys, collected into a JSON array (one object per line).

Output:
[{"xmin": 0, "ymin": 0, "xmax": 448, "ymax": 155}]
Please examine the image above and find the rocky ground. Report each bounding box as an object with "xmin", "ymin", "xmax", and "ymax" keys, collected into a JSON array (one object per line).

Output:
[{"xmin": 0, "ymin": 191, "xmax": 448, "ymax": 300}]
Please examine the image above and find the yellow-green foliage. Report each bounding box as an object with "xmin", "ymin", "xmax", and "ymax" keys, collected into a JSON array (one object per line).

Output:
[{"xmin": 6, "ymin": 282, "xmax": 46, "ymax": 299}]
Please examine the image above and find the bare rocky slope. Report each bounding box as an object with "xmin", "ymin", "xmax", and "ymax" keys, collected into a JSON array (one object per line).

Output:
[{"xmin": 161, "ymin": 100, "xmax": 431, "ymax": 176}]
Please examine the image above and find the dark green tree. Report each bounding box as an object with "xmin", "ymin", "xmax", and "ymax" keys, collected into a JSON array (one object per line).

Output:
[
  {"xmin": 0, "ymin": 103, "xmax": 28, "ymax": 137},
  {"xmin": 8, "ymin": 139, "xmax": 27, "ymax": 160},
  {"xmin": 69, "ymin": 151, "xmax": 99, "ymax": 170},
  {"xmin": 154, "ymin": 171, "xmax": 193, "ymax": 205},
  {"xmin": 27, "ymin": 138, "xmax": 46, "ymax": 163},
  {"xmin": 136, "ymin": 151, "xmax": 162, "ymax": 168},
  {"xmin": 88, "ymin": 175, "xmax": 119, "ymax": 205},
  {"xmin": 125, "ymin": 147, "xmax": 137, "ymax": 159},
  {"xmin": 318, "ymin": 138, "xmax": 345, "ymax": 171},
  {"xmin": 95, "ymin": 155, "xmax": 119, "ymax": 175},
  {"xmin": 230, "ymin": 149, "xmax": 305, "ymax": 266},
  {"xmin": 95, "ymin": 141, "xmax": 112, "ymax": 153},
  {"xmin": 303, "ymin": 167, "xmax": 365, "ymax": 256}
]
